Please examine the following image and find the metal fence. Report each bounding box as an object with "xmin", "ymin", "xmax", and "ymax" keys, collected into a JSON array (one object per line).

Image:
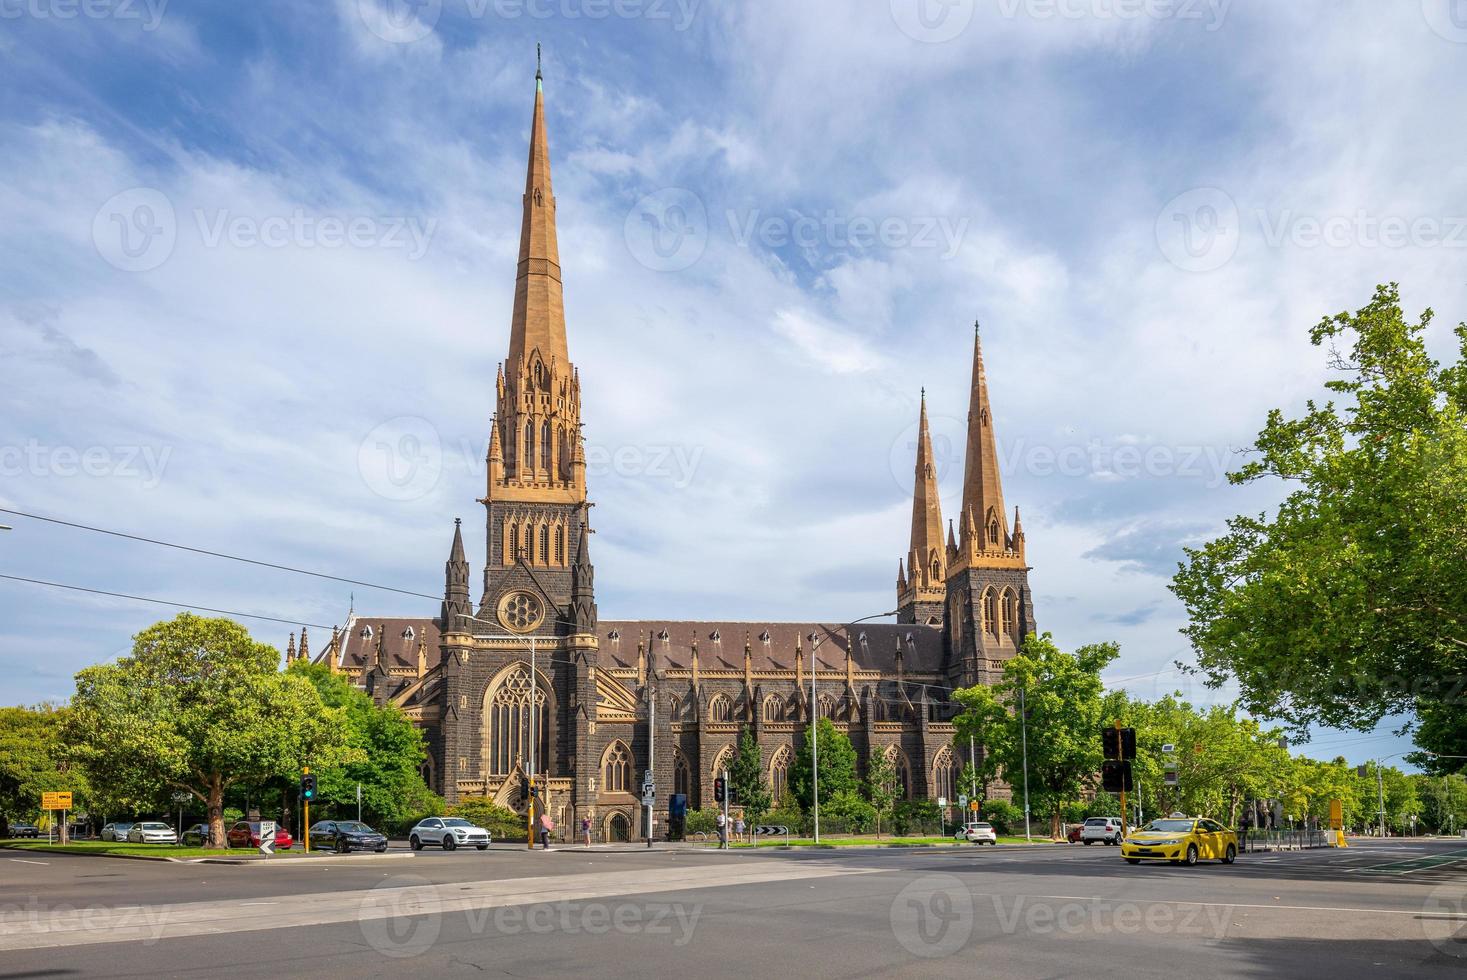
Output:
[{"xmin": 1240, "ymin": 829, "xmax": 1330, "ymax": 852}]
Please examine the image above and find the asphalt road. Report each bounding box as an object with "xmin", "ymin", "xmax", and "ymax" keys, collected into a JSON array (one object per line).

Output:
[{"xmin": 3, "ymin": 838, "xmax": 1466, "ymax": 978}]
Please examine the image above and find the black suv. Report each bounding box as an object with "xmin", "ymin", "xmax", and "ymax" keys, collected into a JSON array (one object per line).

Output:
[{"xmin": 308, "ymin": 820, "xmax": 389, "ymax": 853}]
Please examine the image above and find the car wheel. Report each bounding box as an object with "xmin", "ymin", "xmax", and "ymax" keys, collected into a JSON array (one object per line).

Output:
[
  {"xmin": 410, "ymin": 835, "xmax": 423, "ymax": 851},
  {"xmin": 1083, "ymin": 839, "xmax": 1093, "ymax": 845},
  {"xmin": 1184, "ymin": 844, "xmax": 1199, "ymax": 866},
  {"xmin": 377, "ymin": 845, "xmax": 388, "ymax": 853},
  {"xmin": 335, "ymin": 837, "xmax": 348, "ymax": 854},
  {"xmin": 1125, "ymin": 858, "xmax": 1141, "ymax": 865},
  {"xmin": 1223, "ymin": 844, "xmax": 1236, "ymax": 864},
  {"xmin": 443, "ymin": 835, "xmax": 457, "ymax": 851}
]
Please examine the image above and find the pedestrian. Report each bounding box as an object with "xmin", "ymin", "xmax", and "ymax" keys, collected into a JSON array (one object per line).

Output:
[
  {"xmin": 735, "ymin": 816, "xmax": 746, "ymax": 845},
  {"xmin": 538, "ymin": 811, "xmax": 554, "ymax": 850},
  {"xmin": 581, "ymin": 815, "xmax": 591, "ymax": 847},
  {"xmin": 716, "ymin": 810, "xmax": 728, "ymax": 849}
]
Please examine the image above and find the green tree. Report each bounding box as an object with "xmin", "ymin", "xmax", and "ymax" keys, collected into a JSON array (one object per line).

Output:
[
  {"xmin": 67, "ymin": 614, "xmax": 354, "ymax": 847},
  {"xmin": 729, "ymin": 726, "xmax": 771, "ymax": 821},
  {"xmin": 864, "ymin": 748, "xmax": 899, "ymax": 837},
  {"xmin": 1172, "ymin": 284, "xmax": 1467, "ymax": 734},
  {"xmin": 954, "ymin": 633, "xmax": 1120, "ymax": 838},
  {"xmin": 287, "ymin": 662, "xmax": 440, "ymax": 830},
  {"xmin": 0, "ymin": 705, "xmax": 88, "ymax": 837},
  {"xmin": 789, "ymin": 717, "xmax": 858, "ymax": 813}
]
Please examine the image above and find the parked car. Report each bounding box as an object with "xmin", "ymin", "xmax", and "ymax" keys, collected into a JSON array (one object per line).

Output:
[
  {"xmin": 962, "ymin": 822, "xmax": 998, "ymax": 845},
  {"xmin": 8, "ymin": 822, "xmax": 41, "ymax": 839},
  {"xmin": 408, "ymin": 817, "xmax": 490, "ymax": 851},
  {"xmin": 1121, "ymin": 816, "xmax": 1237, "ymax": 867},
  {"xmin": 1080, "ymin": 817, "xmax": 1124, "ymax": 845},
  {"xmin": 180, "ymin": 823, "xmax": 210, "ymax": 847},
  {"xmin": 226, "ymin": 821, "xmax": 294, "ymax": 850},
  {"xmin": 100, "ymin": 822, "xmax": 135, "ymax": 842},
  {"xmin": 1066, "ymin": 823, "xmax": 1084, "ymax": 843},
  {"xmin": 126, "ymin": 822, "xmax": 179, "ymax": 844},
  {"xmin": 309, "ymin": 820, "xmax": 390, "ymax": 853}
]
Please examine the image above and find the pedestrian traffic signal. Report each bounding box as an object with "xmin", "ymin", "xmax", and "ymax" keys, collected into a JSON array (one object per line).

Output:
[
  {"xmin": 1101, "ymin": 760, "xmax": 1133, "ymax": 793},
  {"xmin": 300, "ymin": 773, "xmax": 316, "ymax": 801},
  {"xmin": 713, "ymin": 777, "xmax": 726, "ymax": 804}
]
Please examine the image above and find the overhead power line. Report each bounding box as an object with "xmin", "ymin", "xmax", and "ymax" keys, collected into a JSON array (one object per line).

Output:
[
  {"xmin": 0, "ymin": 573, "xmax": 336, "ymax": 630},
  {"xmin": 0, "ymin": 507, "xmax": 440, "ymax": 601}
]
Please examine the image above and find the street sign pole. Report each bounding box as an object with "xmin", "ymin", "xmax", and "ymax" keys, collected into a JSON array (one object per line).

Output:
[
  {"xmin": 357, "ymin": 783, "xmax": 362, "ymax": 823},
  {"xmin": 722, "ymin": 768, "xmax": 731, "ymax": 849},
  {"xmin": 1115, "ymin": 720, "xmax": 1127, "ymax": 841},
  {"xmin": 1019, "ymin": 686, "xmax": 1031, "ymax": 843}
]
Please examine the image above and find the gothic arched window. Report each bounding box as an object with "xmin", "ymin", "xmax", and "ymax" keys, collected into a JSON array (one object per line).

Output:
[
  {"xmin": 885, "ymin": 745, "xmax": 911, "ymax": 800},
  {"xmin": 541, "ymin": 420, "xmax": 551, "ymax": 470},
  {"xmin": 769, "ymin": 745, "xmax": 791, "ymax": 804},
  {"xmin": 709, "ymin": 695, "xmax": 732, "ymax": 722},
  {"xmin": 673, "ymin": 752, "xmax": 692, "ymax": 798},
  {"xmin": 984, "ymin": 588, "xmax": 1000, "ymax": 639},
  {"xmin": 1002, "ymin": 589, "xmax": 1019, "ymax": 638},
  {"xmin": 602, "ymin": 741, "xmax": 632, "ymax": 793},
  {"xmin": 556, "ymin": 524, "xmax": 566, "ymax": 564},
  {"xmin": 483, "ymin": 664, "xmax": 548, "ymax": 776},
  {"xmin": 525, "ymin": 420, "xmax": 535, "ymax": 470},
  {"xmin": 986, "ymin": 508, "xmax": 1000, "ymax": 547},
  {"xmin": 763, "ymin": 694, "xmax": 783, "ymax": 722},
  {"xmin": 508, "ymin": 523, "xmax": 519, "ymax": 564},
  {"xmin": 539, "ymin": 524, "xmax": 550, "ymax": 564},
  {"xmin": 933, "ymin": 746, "xmax": 960, "ymax": 804},
  {"xmin": 818, "ymin": 693, "xmax": 838, "ymax": 719}
]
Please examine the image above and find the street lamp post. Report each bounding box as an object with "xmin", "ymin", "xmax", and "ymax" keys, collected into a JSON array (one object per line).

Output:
[{"xmin": 1018, "ymin": 684, "xmax": 1031, "ymax": 843}]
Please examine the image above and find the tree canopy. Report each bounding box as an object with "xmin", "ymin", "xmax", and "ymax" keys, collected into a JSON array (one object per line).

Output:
[
  {"xmin": 66, "ymin": 614, "xmax": 353, "ymax": 847},
  {"xmin": 1172, "ymin": 284, "xmax": 1467, "ymax": 735},
  {"xmin": 789, "ymin": 717, "xmax": 858, "ymax": 813}
]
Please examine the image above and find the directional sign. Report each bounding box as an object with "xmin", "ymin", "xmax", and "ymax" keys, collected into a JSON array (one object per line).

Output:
[
  {"xmin": 259, "ymin": 820, "xmax": 277, "ymax": 856},
  {"xmin": 958, "ymin": 794, "xmax": 968, "ymax": 810},
  {"xmin": 1161, "ymin": 743, "xmax": 1176, "ymax": 755},
  {"xmin": 641, "ymin": 792, "xmax": 656, "ymax": 808},
  {"xmin": 41, "ymin": 792, "xmax": 72, "ymax": 810},
  {"xmin": 937, "ymin": 797, "xmax": 947, "ymax": 808},
  {"xmin": 171, "ymin": 791, "xmax": 192, "ymax": 805},
  {"xmin": 644, "ymin": 769, "xmax": 653, "ymax": 785},
  {"xmin": 753, "ymin": 825, "xmax": 789, "ymax": 836}
]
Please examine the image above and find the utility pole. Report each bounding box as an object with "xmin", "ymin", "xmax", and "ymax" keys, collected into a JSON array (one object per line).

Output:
[
  {"xmin": 969, "ymin": 734, "xmax": 978, "ymax": 799},
  {"xmin": 1019, "ymin": 685, "xmax": 1031, "ymax": 843},
  {"xmin": 810, "ymin": 632, "xmax": 820, "ymax": 844},
  {"xmin": 1376, "ymin": 759, "xmax": 1387, "ymax": 838}
]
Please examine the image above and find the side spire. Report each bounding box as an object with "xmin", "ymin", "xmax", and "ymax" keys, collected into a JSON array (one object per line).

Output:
[
  {"xmin": 897, "ymin": 389, "xmax": 946, "ymax": 624},
  {"xmin": 442, "ymin": 518, "xmax": 472, "ymax": 630}
]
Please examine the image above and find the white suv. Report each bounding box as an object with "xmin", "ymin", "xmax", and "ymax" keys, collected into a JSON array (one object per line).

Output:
[
  {"xmin": 1081, "ymin": 817, "xmax": 1123, "ymax": 845},
  {"xmin": 409, "ymin": 817, "xmax": 491, "ymax": 851}
]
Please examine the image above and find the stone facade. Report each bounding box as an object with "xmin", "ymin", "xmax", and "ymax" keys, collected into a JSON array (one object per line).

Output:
[{"xmin": 288, "ymin": 69, "xmax": 1035, "ymax": 840}]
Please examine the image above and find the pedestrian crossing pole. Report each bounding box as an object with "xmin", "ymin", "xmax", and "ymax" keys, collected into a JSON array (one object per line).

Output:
[
  {"xmin": 303, "ymin": 767, "xmax": 311, "ymax": 854},
  {"xmin": 1114, "ymin": 720, "xmax": 1127, "ymax": 841}
]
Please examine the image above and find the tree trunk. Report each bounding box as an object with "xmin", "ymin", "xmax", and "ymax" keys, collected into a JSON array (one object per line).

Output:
[{"xmin": 207, "ymin": 776, "xmax": 226, "ymax": 848}]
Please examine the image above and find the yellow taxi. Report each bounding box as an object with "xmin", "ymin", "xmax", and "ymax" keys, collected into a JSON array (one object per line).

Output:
[{"xmin": 1120, "ymin": 814, "xmax": 1238, "ymax": 866}]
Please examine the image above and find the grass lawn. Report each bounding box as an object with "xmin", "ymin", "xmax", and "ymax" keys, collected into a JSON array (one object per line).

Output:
[{"xmin": 1, "ymin": 839, "xmax": 312, "ymax": 859}]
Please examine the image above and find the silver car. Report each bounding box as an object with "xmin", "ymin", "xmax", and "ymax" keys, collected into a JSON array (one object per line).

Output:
[
  {"xmin": 126, "ymin": 822, "xmax": 178, "ymax": 844},
  {"xmin": 100, "ymin": 822, "xmax": 135, "ymax": 841},
  {"xmin": 408, "ymin": 817, "xmax": 490, "ymax": 851}
]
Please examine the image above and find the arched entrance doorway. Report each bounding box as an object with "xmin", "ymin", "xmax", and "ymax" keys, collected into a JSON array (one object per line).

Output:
[{"xmin": 606, "ymin": 812, "xmax": 631, "ymax": 842}]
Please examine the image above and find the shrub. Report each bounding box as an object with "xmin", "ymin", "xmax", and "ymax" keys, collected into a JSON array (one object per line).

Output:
[
  {"xmin": 685, "ymin": 807, "xmax": 722, "ymax": 836},
  {"xmin": 980, "ymin": 799, "xmax": 1022, "ymax": 835},
  {"xmin": 450, "ymin": 797, "xmax": 526, "ymax": 841}
]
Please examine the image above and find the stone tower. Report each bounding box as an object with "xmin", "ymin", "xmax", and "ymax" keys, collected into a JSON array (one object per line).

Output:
[{"xmin": 943, "ymin": 324, "xmax": 1034, "ymax": 688}]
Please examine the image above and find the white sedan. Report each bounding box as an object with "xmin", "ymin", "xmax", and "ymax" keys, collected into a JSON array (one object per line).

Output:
[
  {"xmin": 126, "ymin": 822, "xmax": 178, "ymax": 844},
  {"xmin": 962, "ymin": 822, "xmax": 998, "ymax": 845}
]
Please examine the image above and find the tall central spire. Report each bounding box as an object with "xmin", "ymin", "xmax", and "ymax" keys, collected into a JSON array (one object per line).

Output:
[
  {"xmin": 507, "ymin": 58, "xmax": 567, "ymax": 373},
  {"xmin": 959, "ymin": 322, "xmax": 1011, "ymax": 554}
]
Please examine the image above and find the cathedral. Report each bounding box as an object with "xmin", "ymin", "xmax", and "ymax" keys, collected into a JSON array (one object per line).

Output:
[{"xmin": 286, "ymin": 67, "xmax": 1037, "ymax": 842}]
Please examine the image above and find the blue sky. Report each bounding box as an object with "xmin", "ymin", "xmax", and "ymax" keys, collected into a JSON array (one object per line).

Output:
[{"xmin": 3, "ymin": 0, "xmax": 1465, "ymax": 769}]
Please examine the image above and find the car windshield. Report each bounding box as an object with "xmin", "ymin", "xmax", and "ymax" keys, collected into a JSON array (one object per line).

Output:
[
  {"xmin": 1085, "ymin": 818, "xmax": 1109, "ymax": 826},
  {"xmin": 337, "ymin": 822, "xmax": 373, "ymax": 833},
  {"xmin": 441, "ymin": 818, "xmax": 475, "ymax": 828},
  {"xmin": 140, "ymin": 823, "xmax": 170, "ymax": 830},
  {"xmin": 1142, "ymin": 820, "xmax": 1195, "ymax": 833},
  {"xmin": 972, "ymin": 823, "xmax": 992, "ymax": 829}
]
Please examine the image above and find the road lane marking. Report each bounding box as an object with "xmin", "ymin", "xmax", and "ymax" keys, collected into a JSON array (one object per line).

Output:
[
  {"xmin": 0, "ymin": 860, "xmax": 887, "ymax": 951},
  {"xmin": 984, "ymin": 892, "xmax": 1467, "ymax": 918},
  {"xmin": 7, "ymin": 859, "xmax": 49, "ymax": 866}
]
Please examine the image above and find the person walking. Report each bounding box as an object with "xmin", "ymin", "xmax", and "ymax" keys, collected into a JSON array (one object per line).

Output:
[
  {"xmin": 716, "ymin": 810, "xmax": 728, "ymax": 849},
  {"xmin": 538, "ymin": 811, "xmax": 554, "ymax": 850},
  {"xmin": 581, "ymin": 815, "xmax": 591, "ymax": 847},
  {"xmin": 735, "ymin": 816, "xmax": 746, "ymax": 845}
]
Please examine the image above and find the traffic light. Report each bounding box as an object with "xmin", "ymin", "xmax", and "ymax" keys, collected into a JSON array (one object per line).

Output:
[
  {"xmin": 713, "ymin": 777, "xmax": 726, "ymax": 804},
  {"xmin": 1101, "ymin": 760, "xmax": 1133, "ymax": 793},
  {"xmin": 300, "ymin": 773, "xmax": 316, "ymax": 801},
  {"xmin": 1101, "ymin": 727, "xmax": 1136, "ymax": 760}
]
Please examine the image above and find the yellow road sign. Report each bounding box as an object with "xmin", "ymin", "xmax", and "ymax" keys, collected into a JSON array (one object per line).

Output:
[{"xmin": 42, "ymin": 791, "xmax": 72, "ymax": 809}]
